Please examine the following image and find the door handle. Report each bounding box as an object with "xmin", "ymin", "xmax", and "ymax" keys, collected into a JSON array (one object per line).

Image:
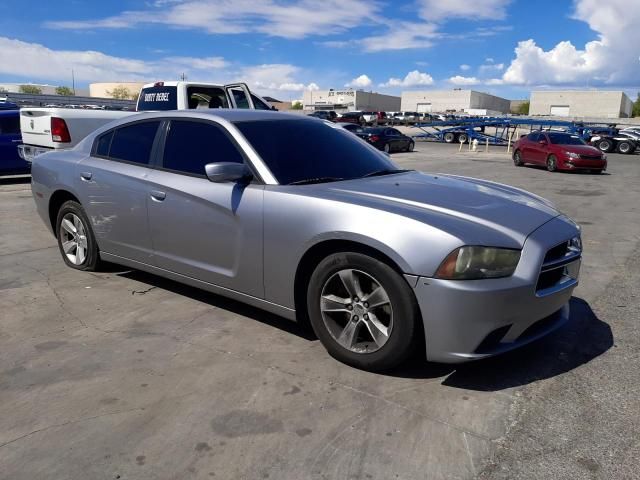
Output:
[
  {"xmin": 150, "ymin": 190, "xmax": 166, "ymax": 201},
  {"xmin": 80, "ymin": 172, "xmax": 93, "ymax": 181}
]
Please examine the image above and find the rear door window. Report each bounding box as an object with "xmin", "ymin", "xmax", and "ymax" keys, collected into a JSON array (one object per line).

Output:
[
  {"xmin": 94, "ymin": 130, "xmax": 113, "ymax": 157},
  {"xmin": 109, "ymin": 121, "xmax": 161, "ymax": 165},
  {"xmin": 136, "ymin": 86, "xmax": 178, "ymax": 111},
  {"xmin": 162, "ymin": 120, "xmax": 245, "ymax": 176},
  {"xmin": 250, "ymin": 94, "xmax": 272, "ymax": 110}
]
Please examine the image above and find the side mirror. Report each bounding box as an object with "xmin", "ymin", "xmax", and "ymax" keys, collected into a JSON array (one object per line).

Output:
[{"xmin": 204, "ymin": 162, "xmax": 252, "ymax": 183}]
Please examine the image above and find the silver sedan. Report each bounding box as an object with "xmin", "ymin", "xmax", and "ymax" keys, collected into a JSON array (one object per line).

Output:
[{"xmin": 30, "ymin": 110, "xmax": 582, "ymax": 371}]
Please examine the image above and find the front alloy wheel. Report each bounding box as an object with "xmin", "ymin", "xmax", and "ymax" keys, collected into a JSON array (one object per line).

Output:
[
  {"xmin": 513, "ymin": 150, "xmax": 523, "ymax": 166},
  {"xmin": 320, "ymin": 269, "xmax": 393, "ymax": 353},
  {"xmin": 307, "ymin": 252, "xmax": 419, "ymax": 371},
  {"xmin": 547, "ymin": 155, "xmax": 558, "ymax": 172}
]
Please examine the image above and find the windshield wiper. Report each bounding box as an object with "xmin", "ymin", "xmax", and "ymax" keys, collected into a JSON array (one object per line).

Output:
[
  {"xmin": 362, "ymin": 168, "xmax": 414, "ymax": 178},
  {"xmin": 288, "ymin": 176, "xmax": 345, "ymax": 185}
]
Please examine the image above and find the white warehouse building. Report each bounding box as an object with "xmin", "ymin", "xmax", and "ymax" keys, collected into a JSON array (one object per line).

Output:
[
  {"xmin": 530, "ymin": 90, "xmax": 634, "ymax": 118},
  {"xmin": 302, "ymin": 89, "xmax": 400, "ymax": 112},
  {"xmin": 401, "ymin": 89, "xmax": 511, "ymax": 115}
]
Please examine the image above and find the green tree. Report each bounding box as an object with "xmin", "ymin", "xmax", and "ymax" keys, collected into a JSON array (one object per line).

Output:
[
  {"xmin": 19, "ymin": 85, "xmax": 42, "ymax": 94},
  {"xmin": 632, "ymin": 92, "xmax": 640, "ymax": 117},
  {"xmin": 517, "ymin": 100, "xmax": 530, "ymax": 115},
  {"xmin": 107, "ymin": 85, "xmax": 134, "ymax": 100},
  {"xmin": 290, "ymin": 101, "xmax": 303, "ymax": 110},
  {"xmin": 55, "ymin": 86, "xmax": 74, "ymax": 96}
]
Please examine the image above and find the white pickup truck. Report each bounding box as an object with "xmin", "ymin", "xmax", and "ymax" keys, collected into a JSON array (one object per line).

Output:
[{"xmin": 18, "ymin": 81, "xmax": 272, "ymax": 161}]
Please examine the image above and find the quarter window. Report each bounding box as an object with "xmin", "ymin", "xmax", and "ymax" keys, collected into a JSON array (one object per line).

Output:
[
  {"xmin": 95, "ymin": 130, "xmax": 113, "ymax": 157},
  {"xmin": 162, "ymin": 120, "xmax": 244, "ymax": 176},
  {"xmin": 0, "ymin": 116, "xmax": 20, "ymax": 134},
  {"xmin": 108, "ymin": 121, "xmax": 161, "ymax": 165}
]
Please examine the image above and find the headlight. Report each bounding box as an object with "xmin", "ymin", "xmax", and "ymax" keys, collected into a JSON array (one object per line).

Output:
[
  {"xmin": 435, "ymin": 246, "xmax": 521, "ymax": 280},
  {"xmin": 568, "ymin": 236, "xmax": 582, "ymax": 253},
  {"xmin": 564, "ymin": 151, "xmax": 580, "ymax": 159}
]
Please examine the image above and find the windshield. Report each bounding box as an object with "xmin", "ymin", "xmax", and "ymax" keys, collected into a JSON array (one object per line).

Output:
[
  {"xmin": 235, "ymin": 119, "xmax": 397, "ymax": 185},
  {"xmin": 547, "ymin": 132, "xmax": 586, "ymax": 145}
]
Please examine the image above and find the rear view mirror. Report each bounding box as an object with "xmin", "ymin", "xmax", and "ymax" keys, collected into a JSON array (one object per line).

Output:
[{"xmin": 204, "ymin": 162, "xmax": 252, "ymax": 183}]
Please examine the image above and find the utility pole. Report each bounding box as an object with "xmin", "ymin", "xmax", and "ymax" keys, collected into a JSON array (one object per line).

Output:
[
  {"xmin": 180, "ymin": 72, "xmax": 187, "ymax": 81},
  {"xmin": 72, "ymin": 69, "xmax": 75, "ymax": 95}
]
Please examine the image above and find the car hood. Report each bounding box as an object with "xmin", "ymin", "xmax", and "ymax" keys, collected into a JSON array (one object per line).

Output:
[
  {"xmin": 322, "ymin": 171, "xmax": 560, "ymax": 246},
  {"xmin": 555, "ymin": 144, "xmax": 603, "ymax": 155}
]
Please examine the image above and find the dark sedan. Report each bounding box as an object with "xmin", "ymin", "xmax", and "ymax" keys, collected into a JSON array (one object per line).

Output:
[{"xmin": 357, "ymin": 127, "xmax": 415, "ymax": 153}]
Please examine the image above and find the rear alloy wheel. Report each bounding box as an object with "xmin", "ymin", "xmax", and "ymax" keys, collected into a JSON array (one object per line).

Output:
[
  {"xmin": 384, "ymin": 143, "xmax": 391, "ymax": 154},
  {"xmin": 616, "ymin": 141, "xmax": 634, "ymax": 154},
  {"xmin": 513, "ymin": 150, "xmax": 523, "ymax": 166},
  {"xmin": 307, "ymin": 252, "xmax": 419, "ymax": 371},
  {"xmin": 547, "ymin": 154, "xmax": 558, "ymax": 172},
  {"xmin": 406, "ymin": 141, "xmax": 415, "ymax": 152},
  {"xmin": 56, "ymin": 200, "xmax": 101, "ymax": 271},
  {"xmin": 597, "ymin": 139, "xmax": 613, "ymax": 153},
  {"xmin": 443, "ymin": 132, "xmax": 456, "ymax": 143}
]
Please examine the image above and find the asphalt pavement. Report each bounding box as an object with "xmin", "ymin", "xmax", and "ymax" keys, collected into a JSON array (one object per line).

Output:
[{"xmin": 0, "ymin": 142, "xmax": 638, "ymax": 479}]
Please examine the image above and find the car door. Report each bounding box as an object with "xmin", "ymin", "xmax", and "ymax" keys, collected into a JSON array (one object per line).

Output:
[
  {"xmin": 224, "ymin": 83, "xmax": 255, "ymax": 109},
  {"xmin": 520, "ymin": 132, "xmax": 538, "ymax": 162},
  {"xmin": 391, "ymin": 128, "xmax": 409, "ymax": 150},
  {"xmin": 385, "ymin": 129, "xmax": 400, "ymax": 151},
  {"xmin": 532, "ymin": 133, "xmax": 550, "ymax": 163},
  {"xmin": 146, "ymin": 118, "xmax": 264, "ymax": 298},
  {"xmin": 77, "ymin": 120, "xmax": 161, "ymax": 263},
  {"xmin": 0, "ymin": 113, "xmax": 25, "ymax": 173}
]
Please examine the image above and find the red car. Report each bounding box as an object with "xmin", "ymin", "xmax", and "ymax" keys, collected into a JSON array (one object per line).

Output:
[{"xmin": 513, "ymin": 131, "xmax": 607, "ymax": 173}]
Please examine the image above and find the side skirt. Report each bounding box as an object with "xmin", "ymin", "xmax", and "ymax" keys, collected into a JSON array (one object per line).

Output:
[{"xmin": 100, "ymin": 252, "xmax": 297, "ymax": 321}]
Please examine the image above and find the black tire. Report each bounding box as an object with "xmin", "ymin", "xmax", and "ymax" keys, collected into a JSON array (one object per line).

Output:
[
  {"xmin": 443, "ymin": 132, "xmax": 456, "ymax": 143},
  {"xmin": 547, "ymin": 154, "xmax": 558, "ymax": 172},
  {"xmin": 596, "ymin": 139, "xmax": 614, "ymax": 153},
  {"xmin": 383, "ymin": 143, "xmax": 391, "ymax": 154},
  {"xmin": 616, "ymin": 141, "xmax": 634, "ymax": 154},
  {"xmin": 55, "ymin": 200, "xmax": 101, "ymax": 271},
  {"xmin": 458, "ymin": 133, "xmax": 469, "ymax": 144},
  {"xmin": 406, "ymin": 141, "xmax": 415, "ymax": 152},
  {"xmin": 513, "ymin": 149, "xmax": 523, "ymax": 166},
  {"xmin": 306, "ymin": 252, "xmax": 419, "ymax": 371}
]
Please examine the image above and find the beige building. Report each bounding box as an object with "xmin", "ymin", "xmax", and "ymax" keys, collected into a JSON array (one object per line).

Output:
[
  {"xmin": 530, "ymin": 90, "xmax": 633, "ymax": 118},
  {"xmin": 401, "ymin": 89, "xmax": 510, "ymax": 114},
  {"xmin": 302, "ymin": 89, "xmax": 400, "ymax": 112},
  {"xmin": 89, "ymin": 82, "xmax": 146, "ymax": 99}
]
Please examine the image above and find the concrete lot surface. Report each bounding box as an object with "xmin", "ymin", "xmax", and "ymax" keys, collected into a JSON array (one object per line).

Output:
[{"xmin": 1, "ymin": 143, "xmax": 639, "ymax": 479}]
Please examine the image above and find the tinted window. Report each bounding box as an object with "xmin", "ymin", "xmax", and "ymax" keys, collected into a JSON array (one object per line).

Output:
[
  {"xmin": 251, "ymin": 94, "xmax": 271, "ymax": 110},
  {"xmin": 95, "ymin": 130, "xmax": 113, "ymax": 157},
  {"xmin": 0, "ymin": 116, "xmax": 19, "ymax": 134},
  {"xmin": 163, "ymin": 120, "xmax": 244, "ymax": 176},
  {"xmin": 136, "ymin": 87, "xmax": 178, "ymax": 111},
  {"xmin": 547, "ymin": 132, "xmax": 586, "ymax": 145},
  {"xmin": 109, "ymin": 121, "xmax": 160, "ymax": 165},
  {"xmin": 186, "ymin": 87, "xmax": 228, "ymax": 109},
  {"xmin": 527, "ymin": 132, "xmax": 540, "ymax": 141},
  {"xmin": 230, "ymin": 89, "xmax": 250, "ymax": 109},
  {"xmin": 235, "ymin": 119, "xmax": 396, "ymax": 185}
]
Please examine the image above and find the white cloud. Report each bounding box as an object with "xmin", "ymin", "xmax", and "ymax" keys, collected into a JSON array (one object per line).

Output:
[
  {"xmin": 0, "ymin": 37, "xmax": 315, "ymax": 97},
  {"xmin": 449, "ymin": 75, "xmax": 479, "ymax": 85},
  {"xmin": 359, "ymin": 22, "xmax": 439, "ymax": 52},
  {"xmin": 345, "ymin": 74, "xmax": 372, "ymax": 88},
  {"xmin": 380, "ymin": 70, "xmax": 434, "ymax": 87},
  {"xmin": 46, "ymin": 0, "xmax": 379, "ymax": 40},
  {"xmin": 479, "ymin": 62, "xmax": 504, "ymax": 73},
  {"xmin": 0, "ymin": 36, "xmax": 218, "ymax": 82},
  {"xmin": 417, "ymin": 0, "xmax": 511, "ymax": 21},
  {"xmin": 460, "ymin": 64, "xmax": 471, "ymax": 71},
  {"xmin": 497, "ymin": 0, "xmax": 640, "ymax": 86}
]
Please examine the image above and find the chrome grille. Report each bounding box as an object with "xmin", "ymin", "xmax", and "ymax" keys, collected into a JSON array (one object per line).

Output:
[{"xmin": 536, "ymin": 240, "xmax": 581, "ymax": 296}]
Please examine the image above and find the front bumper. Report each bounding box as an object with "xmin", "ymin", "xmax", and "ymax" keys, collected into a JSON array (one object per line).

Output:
[{"xmin": 411, "ymin": 216, "xmax": 580, "ymax": 363}]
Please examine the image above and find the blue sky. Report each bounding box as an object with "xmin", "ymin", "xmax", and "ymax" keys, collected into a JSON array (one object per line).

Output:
[{"xmin": 0, "ymin": 0, "xmax": 638, "ymax": 100}]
